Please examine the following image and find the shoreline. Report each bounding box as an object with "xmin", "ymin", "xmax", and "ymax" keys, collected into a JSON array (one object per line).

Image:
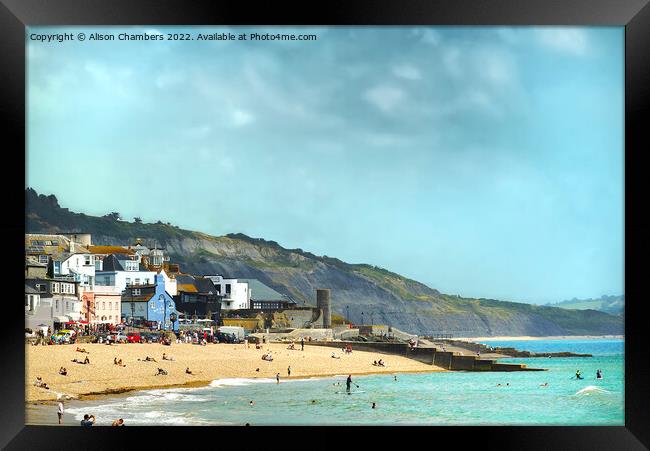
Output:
[
  {"xmin": 454, "ymin": 335, "xmax": 624, "ymax": 342},
  {"xmin": 26, "ymin": 342, "xmax": 445, "ymax": 405}
]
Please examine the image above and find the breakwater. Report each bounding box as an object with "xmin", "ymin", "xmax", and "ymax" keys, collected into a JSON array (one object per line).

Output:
[
  {"xmin": 307, "ymin": 341, "xmax": 546, "ymax": 372},
  {"xmin": 437, "ymin": 339, "xmax": 592, "ymax": 358}
]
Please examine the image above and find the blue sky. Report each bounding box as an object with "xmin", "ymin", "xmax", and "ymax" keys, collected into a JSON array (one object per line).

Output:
[{"xmin": 26, "ymin": 26, "xmax": 624, "ymax": 304}]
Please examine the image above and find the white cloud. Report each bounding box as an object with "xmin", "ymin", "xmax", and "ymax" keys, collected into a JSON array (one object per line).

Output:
[
  {"xmin": 231, "ymin": 109, "xmax": 254, "ymax": 127},
  {"xmin": 536, "ymin": 28, "xmax": 589, "ymax": 55},
  {"xmin": 364, "ymin": 85, "xmax": 405, "ymax": 113},
  {"xmin": 392, "ymin": 64, "xmax": 421, "ymax": 80},
  {"xmin": 413, "ymin": 28, "xmax": 441, "ymax": 46},
  {"xmin": 156, "ymin": 70, "xmax": 185, "ymax": 89}
]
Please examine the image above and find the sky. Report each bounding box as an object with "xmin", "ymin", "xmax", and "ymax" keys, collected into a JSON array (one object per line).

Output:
[{"xmin": 26, "ymin": 26, "xmax": 624, "ymax": 304}]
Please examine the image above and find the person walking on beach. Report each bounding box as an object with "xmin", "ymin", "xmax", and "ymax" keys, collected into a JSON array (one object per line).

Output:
[
  {"xmin": 301, "ymin": 337, "xmax": 304, "ymax": 351},
  {"xmin": 276, "ymin": 373, "xmax": 280, "ymax": 384},
  {"xmin": 287, "ymin": 366, "xmax": 291, "ymax": 377},
  {"xmin": 57, "ymin": 400, "xmax": 64, "ymax": 424}
]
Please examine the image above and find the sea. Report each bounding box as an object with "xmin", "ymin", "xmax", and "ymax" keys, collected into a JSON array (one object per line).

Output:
[{"xmin": 57, "ymin": 338, "xmax": 623, "ymax": 426}]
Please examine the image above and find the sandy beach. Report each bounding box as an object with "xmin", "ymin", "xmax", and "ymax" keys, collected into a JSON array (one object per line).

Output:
[
  {"xmin": 26, "ymin": 342, "xmax": 444, "ymax": 403},
  {"xmin": 455, "ymin": 335, "xmax": 624, "ymax": 342}
]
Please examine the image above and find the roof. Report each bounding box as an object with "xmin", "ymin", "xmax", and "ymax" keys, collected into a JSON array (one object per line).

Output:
[
  {"xmin": 238, "ymin": 279, "xmax": 286, "ymax": 301},
  {"xmin": 101, "ymin": 254, "xmax": 125, "ymax": 271},
  {"xmin": 25, "ymin": 234, "xmax": 90, "ymax": 255},
  {"xmin": 194, "ymin": 278, "xmax": 217, "ymax": 294},
  {"xmin": 25, "ymin": 284, "xmax": 39, "ymax": 294},
  {"xmin": 25, "ymin": 256, "xmax": 47, "ymax": 267},
  {"xmin": 87, "ymin": 245, "xmax": 135, "ymax": 255}
]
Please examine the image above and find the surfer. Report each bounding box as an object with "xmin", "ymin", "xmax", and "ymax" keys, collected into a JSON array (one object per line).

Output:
[
  {"xmin": 575, "ymin": 370, "xmax": 583, "ymax": 380},
  {"xmin": 596, "ymin": 369, "xmax": 602, "ymax": 379},
  {"xmin": 346, "ymin": 374, "xmax": 352, "ymax": 393}
]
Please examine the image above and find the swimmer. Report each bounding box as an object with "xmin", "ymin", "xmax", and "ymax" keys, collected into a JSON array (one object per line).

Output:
[{"xmin": 540, "ymin": 382, "xmax": 548, "ymax": 387}]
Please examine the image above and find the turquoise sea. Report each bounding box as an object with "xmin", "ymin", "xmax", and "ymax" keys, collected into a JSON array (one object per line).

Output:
[{"xmin": 64, "ymin": 339, "xmax": 624, "ymax": 426}]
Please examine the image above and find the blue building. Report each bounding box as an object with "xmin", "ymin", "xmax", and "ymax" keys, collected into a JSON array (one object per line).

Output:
[{"xmin": 121, "ymin": 274, "xmax": 179, "ymax": 331}]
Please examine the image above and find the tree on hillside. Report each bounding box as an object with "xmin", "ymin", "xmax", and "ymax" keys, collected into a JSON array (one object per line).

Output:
[
  {"xmin": 103, "ymin": 212, "xmax": 121, "ymax": 221},
  {"xmin": 134, "ymin": 217, "xmax": 143, "ymax": 224}
]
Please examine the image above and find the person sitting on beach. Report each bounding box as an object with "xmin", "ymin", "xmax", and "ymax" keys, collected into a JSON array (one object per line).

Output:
[
  {"xmin": 34, "ymin": 376, "xmax": 43, "ymax": 387},
  {"xmin": 372, "ymin": 360, "xmax": 378, "ymax": 366},
  {"xmin": 256, "ymin": 368, "xmax": 260, "ymax": 372},
  {"xmin": 255, "ymin": 344, "xmax": 262, "ymax": 350},
  {"xmin": 80, "ymin": 414, "xmax": 96, "ymax": 427},
  {"xmin": 83, "ymin": 356, "xmax": 90, "ymax": 364},
  {"xmin": 76, "ymin": 347, "xmax": 87, "ymax": 353},
  {"xmin": 262, "ymin": 353, "xmax": 273, "ymax": 361},
  {"xmin": 378, "ymin": 359, "xmax": 385, "ymax": 367},
  {"xmin": 185, "ymin": 367, "xmax": 193, "ymax": 375},
  {"xmin": 155, "ymin": 368, "xmax": 168, "ymax": 376},
  {"xmin": 114, "ymin": 357, "xmax": 119, "ymax": 365},
  {"xmin": 162, "ymin": 353, "xmax": 174, "ymax": 361},
  {"xmin": 287, "ymin": 343, "xmax": 295, "ymax": 350},
  {"xmin": 59, "ymin": 367, "xmax": 67, "ymax": 376},
  {"xmin": 331, "ymin": 352, "xmax": 340, "ymax": 359},
  {"xmin": 144, "ymin": 356, "xmax": 157, "ymax": 362}
]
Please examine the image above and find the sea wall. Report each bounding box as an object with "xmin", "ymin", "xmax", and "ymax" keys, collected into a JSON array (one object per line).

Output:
[{"xmin": 306, "ymin": 341, "xmax": 544, "ymax": 372}]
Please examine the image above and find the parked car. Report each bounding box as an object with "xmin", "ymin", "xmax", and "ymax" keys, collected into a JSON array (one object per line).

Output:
[{"xmin": 127, "ymin": 333, "xmax": 141, "ymax": 343}]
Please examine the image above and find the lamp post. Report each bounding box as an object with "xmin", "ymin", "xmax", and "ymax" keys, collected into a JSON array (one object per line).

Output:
[
  {"xmin": 361, "ymin": 311, "xmax": 364, "ymax": 325},
  {"xmin": 346, "ymin": 305, "xmax": 349, "ymax": 323}
]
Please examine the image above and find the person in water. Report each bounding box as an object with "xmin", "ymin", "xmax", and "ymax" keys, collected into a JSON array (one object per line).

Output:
[
  {"xmin": 346, "ymin": 374, "xmax": 353, "ymax": 393},
  {"xmin": 596, "ymin": 369, "xmax": 602, "ymax": 379},
  {"xmin": 576, "ymin": 370, "xmax": 583, "ymax": 379}
]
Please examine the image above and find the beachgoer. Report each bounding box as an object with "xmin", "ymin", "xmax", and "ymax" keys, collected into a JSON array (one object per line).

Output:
[
  {"xmin": 256, "ymin": 368, "xmax": 260, "ymax": 372},
  {"xmin": 111, "ymin": 418, "xmax": 124, "ymax": 426},
  {"xmin": 373, "ymin": 360, "xmax": 378, "ymax": 366},
  {"xmin": 596, "ymin": 369, "xmax": 603, "ymax": 379},
  {"xmin": 156, "ymin": 368, "xmax": 168, "ymax": 376},
  {"xmin": 301, "ymin": 338, "xmax": 304, "ymax": 351},
  {"xmin": 185, "ymin": 367, "xmax": 193, "ymax": 375},
  {"xmin": 540, "ymin": 382, "xmax": 548, "ymax": 387},
  {"xmin": 80, "ymin": 414, "xmax": 95, "ymax": 427},
  {"xmin": 311, "ymin": 400, "xmax": 317, "ymax": 404},
  {"xmin": 83, "ymin": 356, "xmax": 90, "ymax": 364},
  {"xmin": 331, "ymin": 352, "xmax": 340, "ymax": 359},
  {"xmin": 276, "ymin": 373, "xmax": 280, "ymax": 384},
  {"xmin": 576, "ymin": 370, "xmax": 582, "ymax": 379},
  {"xmin": 57, "ymin": 400, "xmax": 64, "ymax": 424},
  {"xmin": 372, "ymin": 402, "xmax": 376, "ymax": 409},
  {"xmin": 59, "ymin": 367, "xmax": 67, "ymax": 376},
  {"xmin": 287, "ymin": 366, "xmax": 291, "ymax": 376},
  {"xmin": 249, "ymin": 400, "xmax": 255, "ymax": 406},
  {"xmin": 346, "ymin": 375, "xmax": 352, "ymax": 393},
  {"xmin": 394, "ymin": 375, "xmax": 397, "ymax": 382}
]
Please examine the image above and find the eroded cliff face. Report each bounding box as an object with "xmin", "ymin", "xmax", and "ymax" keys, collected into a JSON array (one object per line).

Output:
[{"xmin": 26, "ymin": 189, "xmax": 624, "ymax": 337}]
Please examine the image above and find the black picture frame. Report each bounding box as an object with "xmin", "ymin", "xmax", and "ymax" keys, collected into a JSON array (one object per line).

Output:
[{"xmin": 1, "ymin": 0, "xmax": 647, "ymax": 449}]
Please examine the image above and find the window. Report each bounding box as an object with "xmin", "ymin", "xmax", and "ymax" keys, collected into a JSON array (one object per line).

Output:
[
  {"xmin": 109, "ymin": 302, "xmax": 112, "ymax": 310},
  {"xmin": 102, "ymin": 302, "xmax": 106, "ymax": 310},
  {"xmin": 133, "ymin": 288, "xmax": 141, "ymax": 296},
  {"xmin": 135, "ymin": 278, "xmax": 141, "ymax": 285},
  {"xmin": 84, "ymin": 255, "xmax": 92, "ymax": 266},
  {"xmin": 53, "ymin": 261, "xmax": 61, "ymax": 274},
  {"xmin": 36, "ymin": 284, "xmax": 46, "ymax": 292},
  {"xmin": 226, "ymin": 284, "xmax": 231, "ymax": 294},
  {"xmin": 126, "ymin": 278, "xmax": 131, "ymax": 285},
  {"xmin": 52, "ymin": 283, "xmax": 59, "ymax": 293},
  {"xmin": 66, "ymin": 301, "xmax": 69, "ymax": 310},
  {"xmin": 38, "ymin": 255, "xmax": 48, "ymax": 264}
]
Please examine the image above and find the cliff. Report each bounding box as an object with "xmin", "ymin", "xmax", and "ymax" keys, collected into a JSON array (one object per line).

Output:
[{"xmin": 25, "ymin": 188, "xmax": 624, "ymax": 337}]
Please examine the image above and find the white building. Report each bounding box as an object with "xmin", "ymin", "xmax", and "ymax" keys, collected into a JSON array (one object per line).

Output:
[
  {"xmin": 25, "ymin": 234, "xmax": 96, "ymax": 292},
  {"xmin": 25, "ymin": 278, "xmax": 82, "ymax": 326},
  {"xmin": 95, "ymin": 254, "xmax": 157, "ymax": 293},
  {"xmin": 204, "ymin": 275, "xmax": 250, "ymax": 310}
]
